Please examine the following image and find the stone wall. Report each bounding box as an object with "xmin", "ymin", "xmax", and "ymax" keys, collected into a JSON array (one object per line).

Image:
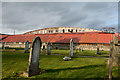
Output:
[
  {"xmin": 0, "ymin": 43, "xmax": 30, "ymax": 48},
  {"xmin": 50, "ymin": 43, "xmax": 110, "ymax": 51},
  {"xmin": 0, "ymin": 43, "xmax": 110, "ymax": 51}
]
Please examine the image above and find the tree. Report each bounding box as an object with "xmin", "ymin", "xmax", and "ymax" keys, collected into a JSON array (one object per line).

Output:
[{"xmin": 101, "ymin": 27, "xmax": 116, "ymax": 33}]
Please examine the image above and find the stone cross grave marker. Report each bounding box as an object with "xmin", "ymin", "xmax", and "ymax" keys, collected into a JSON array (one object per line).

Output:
[
  {"xmin": 70, "ymin": 39, "xmax": 73, "ymax": 57},
  {"xmin": 24, "ymin": 40, "xmax": 29, "ymax": 53},
  {"xmin": 47, "ymin": 42, "xmax": 51, "ymax": 55},
  {"xmin": 24, "ymin": 36, "xmax": 42, "ymax": 77}
]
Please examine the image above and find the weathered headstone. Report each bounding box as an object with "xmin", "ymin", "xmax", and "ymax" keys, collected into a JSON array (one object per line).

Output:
[
  {"xmin": 79, "ymin": 48, "xmax": 81, "ymax": 53},
  {"xmin": 112, "ymin": 36, "xmax": 118, "ymax": 66},
  {"xmin": 108, "ymin": 36, "xmax": 120, "ymax": 79},
  {"xmin": 70, "ymin": 39, "xmax": 73, "ymax": 57},
  {"xmin": 2, "ymin": 42, "xmax": 4, "ymax": 49},
  {"xmin": 24, "ymin": 41, "xmax": 29, "ymax": 53},
  {"xmin": 42, "ymin": 45, "xmax": 46, "ymax": 54},
  {"xmin": 96, "ymin": 47, "xmax": 100, "ymax": 55},
  {"xmin": 47, "ymin": 42, "xmax": 51, "ymax": 55},
  {"xmin": 23, "ymin": 36, "xmax": 42, "ymax": 77},
  {"xmin": 75, "ymin": 48, "xmax": 78, "ymax": 53},
  {"xmin": 109, "ymin": 40, "xmax": 113, "ymax": 79},
  {"xmin": 81, "ymin": 47, "xmax": 83, "ymax": 52}
]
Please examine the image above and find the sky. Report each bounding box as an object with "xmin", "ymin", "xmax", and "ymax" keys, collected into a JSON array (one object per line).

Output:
[{"xmin": 1, "ymin": 2, "xmax": 118, "ymax": 34}]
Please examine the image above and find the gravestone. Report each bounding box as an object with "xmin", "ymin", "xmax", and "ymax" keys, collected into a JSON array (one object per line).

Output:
[
  {"xmin": 108, "ymin": 36, "xmax": 120, "ymax": 79},
  {"xmin": 75, "ymin": 48, "xmax": 78, "ymax": 53},
  {"xmin": 24, "ymin": 36, "xmax": 42, "ymax": 77},
  {"xmin": 70, "ymin": 39, "xmax": 73, "ymax": 57},
  {"xmin": 81, "ymin": 48, "xmax": 83, "ymax": 52},
  {"xmin": 109, "ymin": 40, "xmax": 113, "ymax": 79},
  {"xmin": 2, "ymin": 42, "xmax": 4, "ymax": 49},
  {"xmin": 47, "ymin": 42, "xmax": 51, "ymax": 55},
  {"xmin": 42, "ymin": 45, "xmax": 46, "ymax": 54},
  {"xmin": 79, "ymin": 48, "xmax": 81, "ymax": 53},
  {"xmin": 24, "ymin": 41, "xmax": 29, "ymax": 53},
  {"xmin": 96, "ymin": 48, "xmax": 100, "ymax": 55}
]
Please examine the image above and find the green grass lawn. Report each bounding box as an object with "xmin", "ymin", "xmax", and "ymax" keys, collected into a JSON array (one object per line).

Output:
[
  {"xmin": 2, "ymin": 51, "xmax": 119, "ymax": 79},
  {"xmin": 2, "ymin": 48, "xmax": 110, "ymax": 57},
  {"xmin": 50, "ymin": 50, "xmax": 109, "ymax": 57}
]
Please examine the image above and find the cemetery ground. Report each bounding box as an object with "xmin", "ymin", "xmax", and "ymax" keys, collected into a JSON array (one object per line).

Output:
[{"xmin": 2, "ymin": 49, "xmax": 120, "ymax": 79}]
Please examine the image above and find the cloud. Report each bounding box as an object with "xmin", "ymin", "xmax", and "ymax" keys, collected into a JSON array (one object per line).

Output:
[{"xmin": 2, "ymin": 2, "xmax": 118, "ymax": 34}]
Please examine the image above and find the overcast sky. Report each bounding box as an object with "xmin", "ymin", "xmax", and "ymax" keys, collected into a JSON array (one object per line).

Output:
[{"xmin": 2, "ymin": 2, "xmax": 118, "ymax": 34}]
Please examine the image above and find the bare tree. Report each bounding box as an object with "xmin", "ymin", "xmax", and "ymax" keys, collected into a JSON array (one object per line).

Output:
[{"xmin": 101, "ymin": 27, "xmax": 116, "ymax": 33}]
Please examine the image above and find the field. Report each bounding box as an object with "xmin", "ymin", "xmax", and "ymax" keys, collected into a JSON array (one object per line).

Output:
[{"xmin": 2, "ymin": 49, "xmax": 120, "ymax": 79}]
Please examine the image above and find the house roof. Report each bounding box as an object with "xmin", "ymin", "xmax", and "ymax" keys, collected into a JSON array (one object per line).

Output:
[{"xmin": 2, "ymin": 33, "xmax": 114, "ymax": 44}]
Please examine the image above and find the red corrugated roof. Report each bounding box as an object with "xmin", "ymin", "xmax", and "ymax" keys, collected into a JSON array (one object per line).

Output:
[{"xmin": 2, "ymin": 33, "xmax": 115, "ymax": 44}]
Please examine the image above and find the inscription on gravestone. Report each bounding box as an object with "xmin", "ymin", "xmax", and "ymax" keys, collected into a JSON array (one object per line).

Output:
[
  {"xmin": 24, "ymin": 36, "xmax": 42, "ymax": 77},
  {"xmin": 70, "ymin": 39, "xmax": 73, "ymax": 57},
  {"xmin": 24, "ymin": 41, "xmax": 29, "ymax": 53}
]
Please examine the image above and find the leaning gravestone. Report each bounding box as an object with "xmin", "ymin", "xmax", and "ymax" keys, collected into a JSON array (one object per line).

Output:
[
  {"xmin": 70, "ymin": 39, "xmax": 73, "ymax": 57},
  {"xmin": 24, "ymin": 41, "xmax": 29, "ymax": 53},
  {"xmin": 23, "ymin": 36, "xmax": 42, "ymax": 77},
  {"xmin": 47, "ymin": 42, "xmax": 51, "ymax": 55}
]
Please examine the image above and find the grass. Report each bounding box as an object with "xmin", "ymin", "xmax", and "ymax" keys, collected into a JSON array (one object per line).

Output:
[
  {"xmin": 2, "ymin": 48, "xmax": 110, "ymax": 57},
  {"xmin": 2, "ymin": 48, "xmax": 109, "ymax": 57},
  {"xmin": 50, "ymin": 50, "xmax": 109, "ymax": 57},
  {"xmin": 2, "ymin": 50, "xmax": 119, "ymax": 79}
]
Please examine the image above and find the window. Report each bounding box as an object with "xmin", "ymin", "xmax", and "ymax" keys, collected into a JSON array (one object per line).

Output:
[
  {"xmin": 76, "ymin": 29, "xmax": 77, "ymax": 32},
  {"xmin": 44, "ymin": 30, "xmax": 46, "ymax": 33},
  {"xmin": 63, "ymin": 29, "xmax": 65, "ymax": 33},
  {"xmin": 79, "ymin": 30, "xmax": 81, "ymax": 32},
  {"xmin": 9, "ymin": 42, "xmax": 12, "ymax": 44},
  {"xmin": 33, "ymin": 32, "xmax": 37, "ymax": 34},
  {"xmin": 19, "ymin": 42, "xmax": 22, "ymax": 44},
  {"xmin": 68, "ymin": 29, "xmax": 70, "ymax": 32},
  {"xmin": 60, "ymin": 36, "xmax": 62, "ymax": 38},
  {"xmin": 49, "ymin": 30, "xmax": 50, "ymax": 33},
  {"xmin": 56, "ymin": 30, "xmax": 58, "ymax": 32},
  {"xmin": 14, "ymin": 42, "xmax": 16, "ymax": 44}
]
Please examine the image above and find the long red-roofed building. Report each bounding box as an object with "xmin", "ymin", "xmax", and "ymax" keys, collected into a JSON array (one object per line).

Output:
[{"xmin": 1, "ymin": 32, "xmax": 116, "ymax": 50}]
